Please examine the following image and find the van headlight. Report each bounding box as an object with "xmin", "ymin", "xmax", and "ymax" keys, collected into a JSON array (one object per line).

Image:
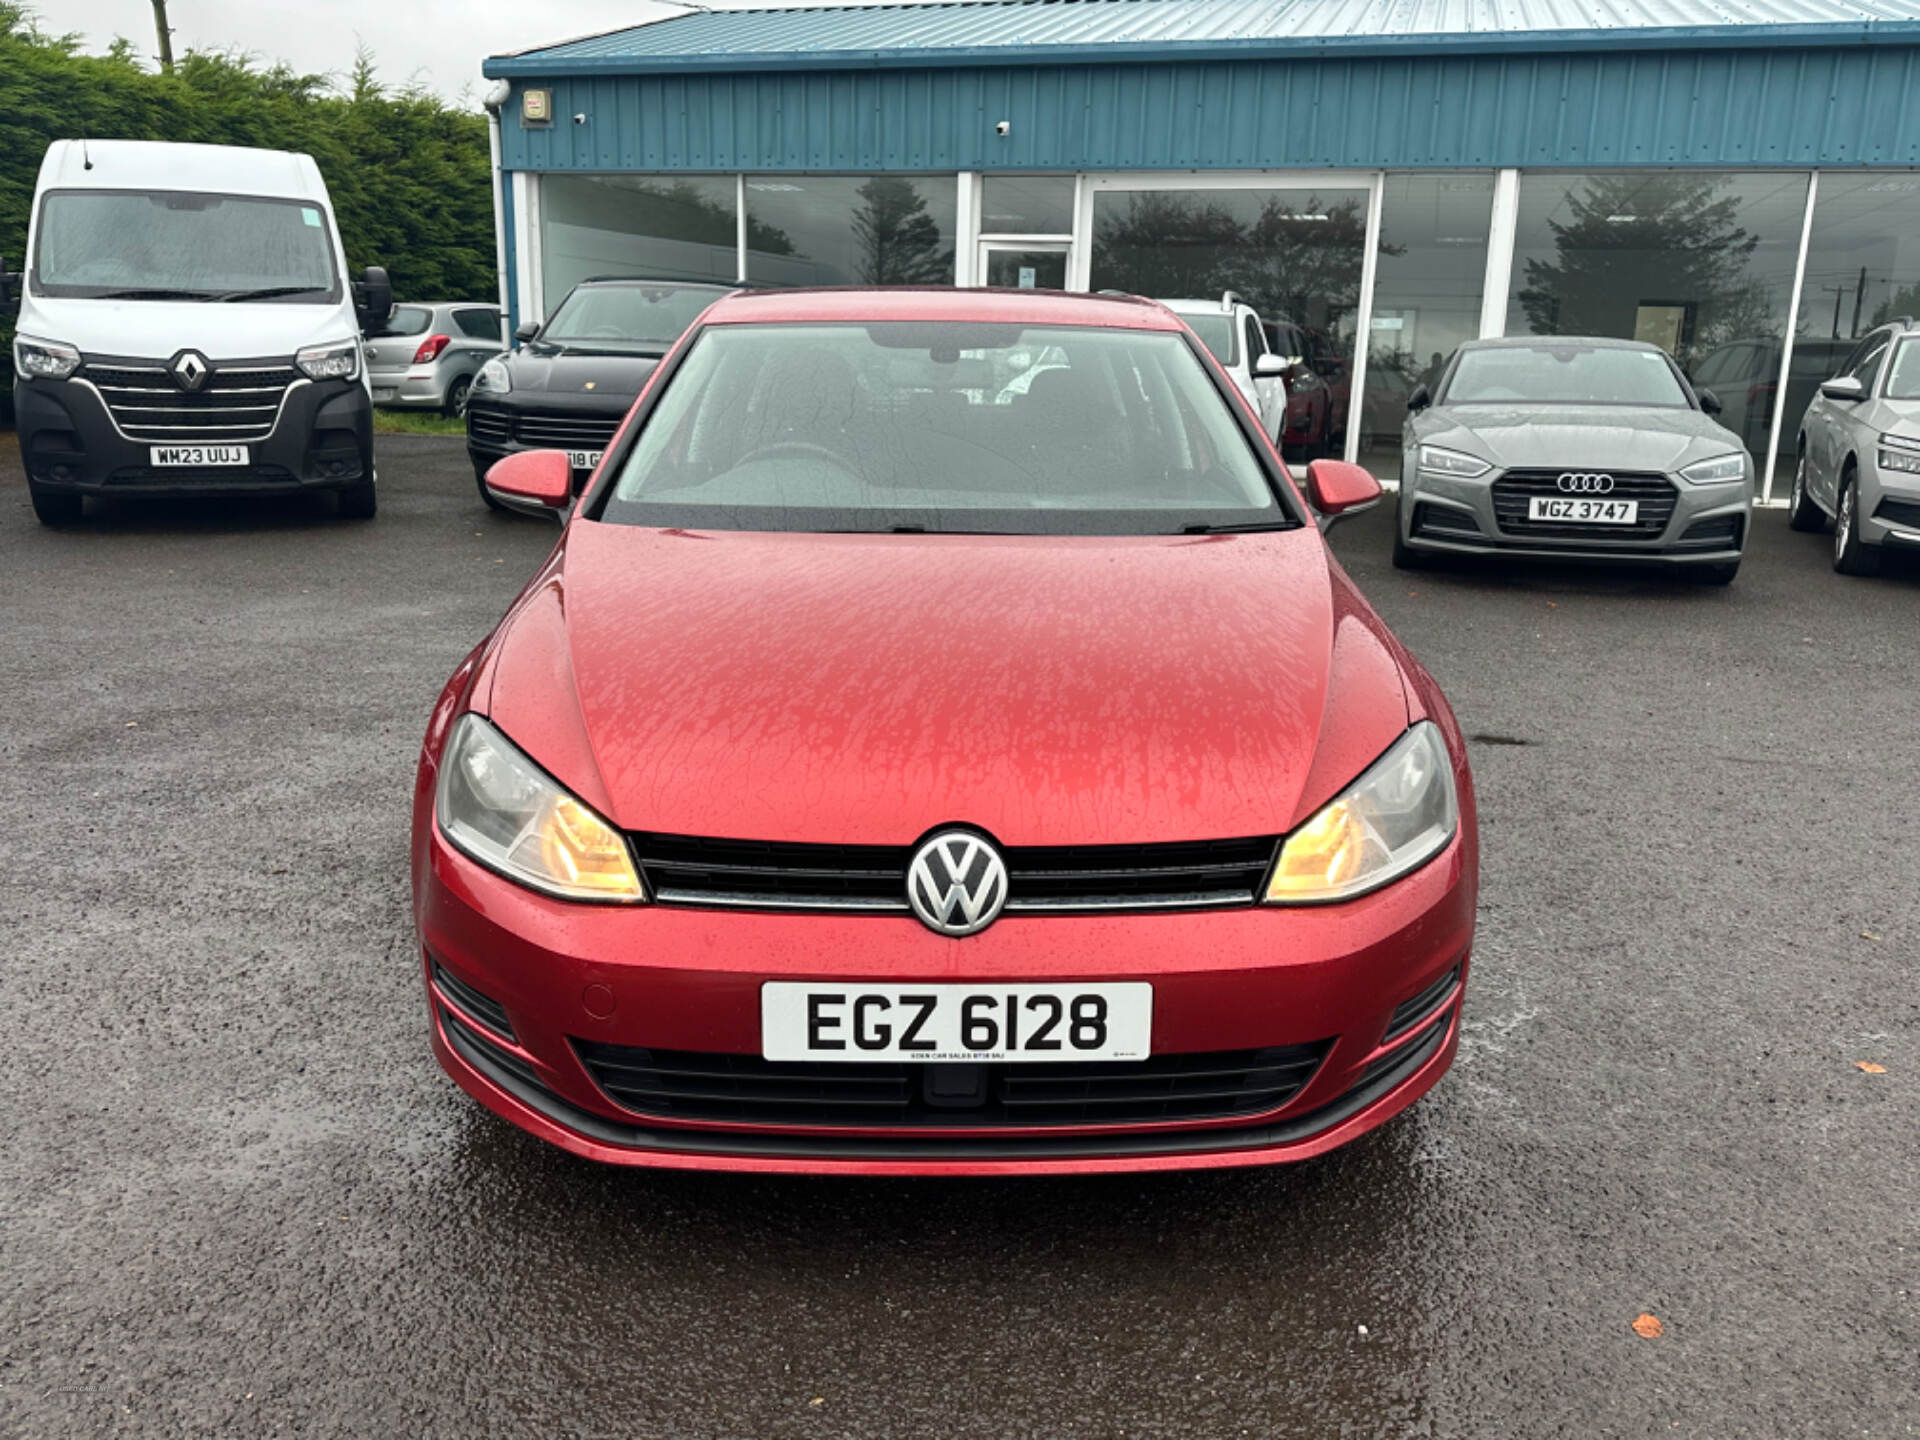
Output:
[
  {"xmin": 435, "ymin": 715, "xmax": 644, "ymax": 903},
  {"xmin": 1679, "ymin": 453, "xmax": 1747, "ymax": 485},
  {"xmin": 1266, "ymin": 722, "xmax": 1459, "ymax": 905},
  {"xmin": 295, "ymin": 339, "xmax": 360, "ymax": 382},
  {"xmin": 14, "ymin": 335, "xmax": 81, "ymax": 381},
  {"xmin": 474, "ymin": 358, "xmax": 512, "ymax": 395}
]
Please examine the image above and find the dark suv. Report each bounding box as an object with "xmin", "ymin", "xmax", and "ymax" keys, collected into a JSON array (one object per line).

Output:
[{"xmin": 465, "ymin": 277, "xmax": 733, "ymax": 510}]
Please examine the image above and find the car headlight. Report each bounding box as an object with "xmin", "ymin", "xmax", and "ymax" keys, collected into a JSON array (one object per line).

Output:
[
  {"xmin": 1877, "ymin": 434, "xmax": 1920, "ymax": 474},
  {"xmin": 435, "ymin": 714, "xmax": 644, "ymax": 903},
  {"xmin": 1266, "ymin": 722, "xmax": 1459, "ymax": 905},
  {"xmin": 474, "ymin": 357, "xmax": 512, "ymax": 395},
  {"xmin": 14, "ymin": 335, "xmax": 82, "ymax": 381},
  {"xmin": 295, "ymin": 339, "xmax": 360, "ymax": 382},
  {"xmin": 1679, "ymin": 453, "xmax": 1747, "ymax": 485},
  {"xmin": 1417, "ymin": 445, "xmax": 1492, "ymax": 479}
]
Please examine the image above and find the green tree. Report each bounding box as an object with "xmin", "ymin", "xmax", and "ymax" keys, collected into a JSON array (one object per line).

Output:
[{"xmin": 850, "ymin": 178, "xmax": 951, "ymax": 285}]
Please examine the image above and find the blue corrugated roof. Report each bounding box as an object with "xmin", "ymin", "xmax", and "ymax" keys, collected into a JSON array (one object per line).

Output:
[{"xmin": 485, "ymin": 0, "xmax": 1920, "ymax": 75}]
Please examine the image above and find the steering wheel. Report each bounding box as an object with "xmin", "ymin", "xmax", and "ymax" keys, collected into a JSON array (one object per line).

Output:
[{"xmin": 734, "ymin": 440, "xmax": 854, "ymax": 470}]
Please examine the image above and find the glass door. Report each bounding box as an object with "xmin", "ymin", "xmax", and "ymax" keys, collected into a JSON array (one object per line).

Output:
[{"xmin": 981, "ymin": 243, "xmax": 1070, "ymax": 290}]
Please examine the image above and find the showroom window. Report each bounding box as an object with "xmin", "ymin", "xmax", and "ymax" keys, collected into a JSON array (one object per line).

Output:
[
  {"xmin": 744, "ymin": 175, "xmax": 958, "ymax": 287},
  {"xmin": 1505, "ymin": 171, "xmax": 1810, "ymax": 489},
  {"xmin": 1359, "ymin": 175, "xmax": 1496, "ymax": 480},
  {"xmin": 540, "ymin": 174, "xmax": 740, "ymax": 302}
]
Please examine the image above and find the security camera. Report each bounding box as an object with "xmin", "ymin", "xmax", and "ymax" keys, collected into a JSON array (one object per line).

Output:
[
  {"xmin": 995, "ymin": 120, "xmax": 1011, "ymax": 137},
  {"xmin": 573, "ymin": 112, "xmax": 588, "ymax": 125}
]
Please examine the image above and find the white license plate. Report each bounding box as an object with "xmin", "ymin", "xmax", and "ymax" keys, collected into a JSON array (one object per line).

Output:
[
  {"xmin": 567, "ymin": 450, "xmax": 603, "ymax": 472},
  {"xmin": 1528, "ymin": 495, "xmax": 1638, "ymax": 524},
  {"xmin": 761, "ymin": 982, "xmax": 1153, "ymax": 1063},
  {"xmin": 149, "ymin": 445, "xmax": 249, "ymax": 467}
]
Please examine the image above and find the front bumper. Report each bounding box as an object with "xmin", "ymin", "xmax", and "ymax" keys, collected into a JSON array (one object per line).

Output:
[
  {"xmin": 15, "ymin": 374, "xmax": 371, "ymax": 498},
  {"xmin": 1399, "ymin": 466, "xmax": 1749, "ymax": 566},
  {"xmin": 465, "ymin": 395, "xmax": 629, "ymax": 493},
  {"xmin": 1861, "ymin": 459, "xmax": 1920, "ymax": 549},
  {"xmin": 414, "ymin": 823, "xmax": 1474, "ymax": 1176}
]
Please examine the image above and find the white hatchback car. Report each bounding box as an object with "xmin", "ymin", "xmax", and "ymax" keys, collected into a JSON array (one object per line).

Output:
[{"xmin": 1157, "ymin": 293, "xmax": 1290, "ymax": 443}]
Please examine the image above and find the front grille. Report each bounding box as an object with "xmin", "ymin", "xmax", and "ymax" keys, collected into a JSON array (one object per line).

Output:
[
  {"xmin": 1491, "ymin": 469, "xmax": 1678, "ymax": 540},
  {"xmin": 432, "ymin": 960, "xmax": 514, "ymax": 1039},
  {"xmin": 573, "ymin": 1039, "xmax": 1331, "ymax": 1128},
  {"xmin": 1876, "ymin": 497, "xmax": 1920, "ymax": 529},
  {"xmin": 1411, "ymin": 501, "xmax": 1482, "ymax": 537},
  {"xmin": 510, "ymin": 411, "xmax": 622, "ymax": 451},
  {"xmin": 1675, "ymin": 514, "xmax": 1744, "ymax": 548},
  {"xmin": 104, "ymin": 465, "xmax": 298, "ymax": 488},
  {"xmin": 630, "ymin": 833, "xmax": 1280, "ymax": 914},
  {"xmin": 85, "ymin": 357, "xmax": 300, "ymax": 443},
  {"xmin": 465, "ymin": 406, "xmax": 511, "ymax": 443}
]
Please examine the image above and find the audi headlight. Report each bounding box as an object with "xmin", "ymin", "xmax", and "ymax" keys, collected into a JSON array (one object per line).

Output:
[
  {"xmin": 1679, "ymin": 453, "xmax": 1747, "ymax": 485},
  {"xmin": 435, "ymin": 714, "xmax": 644, "ymax": 903},
  {"xmin": 1877, "ymin": 434, "xmax": 1920, "ymax": 474},
  {"xmin": 295, "ymin": 339, "xmax": 360, "ymax": 382},
  {"xmin": 474, "ymin": 357, "xmax": 512, "ymax": 395},
  {"xmin": 14, "ymin": 335, "xmax": 81, "ymax": 381},
  {"xmin": 1417, "ymin": 445, "xmax": 1492, "ymax": 479},
  {"xmin": 1266, "ymin": 722, "xmax": 1459, "ymax": 905}
]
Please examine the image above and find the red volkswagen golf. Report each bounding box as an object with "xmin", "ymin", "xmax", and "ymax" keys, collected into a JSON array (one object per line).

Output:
[{"xmin": 412, "ymin": 288, "xmax": 1477, "ymax": 1176}]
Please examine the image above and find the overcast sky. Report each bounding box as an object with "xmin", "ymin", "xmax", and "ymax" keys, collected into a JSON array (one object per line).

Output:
[{"xmin": 49, "ymin": 0, "xmax": 748, "ymax": 104}]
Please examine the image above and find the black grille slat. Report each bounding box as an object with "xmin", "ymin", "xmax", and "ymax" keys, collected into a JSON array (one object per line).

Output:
[
  {"xmin": 1876, "ymin": 497, "xmax": 1920, "ymax": 528},
  {"xmin": 575, "ymin": 1040, "xmax": 1331, "ymax": 1128},
  {"xmin": 466, "ymin": 407, "xmax": 512, "ymax": 443},
  {"xmin": 83, "ymin": 356, "xmax": 299, "ymax": 442},
  {"xmin": 631, "ymin": 832, "xmax": 1279, "ymax": 914},
  {"xmin": 1412, "ymin": 501, "xmax": 1483, "ymax": 537},
  {"xmin": 432, "ymin": 961, "xmax": 514, "ymax": 1039},
  {"xmin": 442, "ymin": 1008, "xmax": 540, "ymax": 1090},
  {"xmin": 1490, "ymin": 469, "xmax": 1678, "ymax": 540},
  {"xmin": 1384, "ymin": 967, "xmax": 1458, "ymax": 1043},
  {"xmin": 507, "ymin": 411, "xmax": 623, "ymax": 450}
]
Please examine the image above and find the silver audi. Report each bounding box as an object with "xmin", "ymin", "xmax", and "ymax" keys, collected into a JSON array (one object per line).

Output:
[{"xmin": 1395, "ymin": 337, "xmax": 1753, "ymax": 585}]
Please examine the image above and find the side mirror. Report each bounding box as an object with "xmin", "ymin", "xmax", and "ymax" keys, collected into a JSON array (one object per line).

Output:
[
  {"xmin": 1407, "ymin": 383, "xmax": 1431, "ymax": 414},
  {"xmin": 1304, "ymin": 458, "xmax": 1383, "ymax": 529},
  {"xmin": 352, "ymin": 265, "xmax": 393, "ymax": 332},
  {"xmin": 483, "ymin": 450, "xmax": 572, "ymax": 520},
  {"xmin": 1253, "ymin": 353, "xmax": 1289, "ymax": 378},
  {"xmin": 1820, "ymin": 375, "xmax": 1866, "ymax": 403},
  {"xmin": 1697, "ymin": 387, "xmax": 1724, "ymax": 416},
  {"xmin": 0, "ymin": 254, "xmax": 17, "ymax": 316},
  {"xmin": 514, "ymin": 319, "xmax": 542, "ymax": 344}
]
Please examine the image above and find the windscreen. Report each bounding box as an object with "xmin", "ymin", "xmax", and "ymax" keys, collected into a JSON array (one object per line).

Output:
[
  {"xmin": 541, "ymin": 284, "xmax": 724, "ymax": 353},
  {"xmin": 33, "ymin": 190, "xmax": 340, "ymax": 301},
  {"xmin": 1884, "ymin": 339, "xmax": 1920, "ymax": 400},
  {"xmin": 1182, "ymin": 314, "xmax": 1236, "ymax": 365},
  {"xmin": 600, "ymin": 321, "xmax": 1287, "ymax": 535},
  {"xmin": 1446, "ymin": 346, "xmax": 1689, "ymax": 407}
]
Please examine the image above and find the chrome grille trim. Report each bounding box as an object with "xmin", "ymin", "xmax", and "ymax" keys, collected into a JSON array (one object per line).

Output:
[{"xmin": 75, "ymin": 356, "xmax": 306, "ymax": 444}]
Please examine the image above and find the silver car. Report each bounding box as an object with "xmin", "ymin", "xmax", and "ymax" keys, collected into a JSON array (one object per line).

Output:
[
  {"xmin": 365, "ymin": 302, "xmax": 505, "ymax": 416},
  {"xmin": 1788, "ymin": 318, "xmax": 1920, "ymax": 576},
  {"xmin": 1396, "ymin": 337, "xmax": 1752, "ymax": 585}
]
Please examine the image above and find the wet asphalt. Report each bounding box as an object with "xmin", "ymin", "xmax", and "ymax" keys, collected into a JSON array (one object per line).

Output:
[{"xmin": 1, "ymin": 434, "xmax": 1915, "ymax": 1439}]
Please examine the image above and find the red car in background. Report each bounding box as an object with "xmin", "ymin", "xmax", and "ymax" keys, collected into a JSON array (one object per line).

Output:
[{"xmin": 414, "ymin": 288, "xmax": 1477, "ymax": 1176}]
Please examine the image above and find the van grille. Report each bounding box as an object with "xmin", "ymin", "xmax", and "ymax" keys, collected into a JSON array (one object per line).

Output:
[{"xmin": 85, "ymin": 357, "xmax": 300, "ymax": 443}]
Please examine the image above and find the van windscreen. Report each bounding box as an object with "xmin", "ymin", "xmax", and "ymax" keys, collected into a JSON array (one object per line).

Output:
[{"xmin": 32, "ymin": 190, "xmax": 342, "ymax": 303}]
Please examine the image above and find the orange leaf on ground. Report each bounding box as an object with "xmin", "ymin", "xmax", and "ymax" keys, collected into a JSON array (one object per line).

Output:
[
  {"xmin": 1631, "ymin": 1314, "xmax": 1664, "ymax": 1338},
  {"xmin": 1853, "ymin": 1061, "xmax": 1887, "ymax": 1074}
]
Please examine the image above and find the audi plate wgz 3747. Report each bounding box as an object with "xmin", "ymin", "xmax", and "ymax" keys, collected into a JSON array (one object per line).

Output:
[
  {"xmin": 412, "ymin": 287, "xmax": 1478, "ymax": 1177},
  {"xmin": 1397, "ymin": 336, "xmax": 1752, "ymax": 584}
]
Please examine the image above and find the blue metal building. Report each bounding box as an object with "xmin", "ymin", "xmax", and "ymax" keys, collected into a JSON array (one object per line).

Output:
[{"xmin": 483, "ymin": 0, "xmax": 1920, "ymax": 496}]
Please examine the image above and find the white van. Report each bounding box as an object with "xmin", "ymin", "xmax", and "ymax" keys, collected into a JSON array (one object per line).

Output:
[{"xmin": 0, "ymin": 140, "xmax": 392, "ymax": 525}]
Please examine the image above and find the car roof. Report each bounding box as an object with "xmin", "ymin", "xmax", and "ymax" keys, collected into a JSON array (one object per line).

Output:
[
  {"xmin": 1455, "ymin": 335, "xmax": 1668, "ymax": 353},
  {"xmin": 703, "ymin": 286, "xmax": 1187, "ymax": 331}
]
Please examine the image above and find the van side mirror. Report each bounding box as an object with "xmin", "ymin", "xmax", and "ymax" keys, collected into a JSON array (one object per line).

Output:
[
  {"xmin": 483, "ymin": 450, "xmax": 572, "ymax": 520},
  {"xmin": 352, "ymin": 265, "xmax": 393, "ymax": 331},
  {"xmin": 1303, "ymin": 458, "xmax": 1383, "ymax": 530},
  {"xmin": 0, "ymin": 255, "xmax": 18, "ymax": 316},
  {"xmin": 1819, "ymin": 375, "xmax": 1866, "ymax": 403},
  {"xmin": 1407, "ymin": 383, "xmax": 1431, "ymax": 413},
  {"xmin": 514, "ymin": 319, "xmax": 542, "ymax": 344},
  {"xmin": 1697, "ymin": 387, "xmax": 1724, "ymax": 416}
]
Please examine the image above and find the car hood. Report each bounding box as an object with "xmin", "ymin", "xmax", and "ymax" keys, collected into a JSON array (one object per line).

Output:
[
  {"xmin": 498, "ymin": 347, "xmax": 662, "ymax": 399},
  {"xmin": 1419, "ymin": 404, "xmax": 1744, "ymax": 472},
  {"xmin": 478, "ymin": 522, "xmax": 1415, "ymax": 848},
  {"xmin": 20, "ymin": 294, "xmax": 355, "ymax": 362}
]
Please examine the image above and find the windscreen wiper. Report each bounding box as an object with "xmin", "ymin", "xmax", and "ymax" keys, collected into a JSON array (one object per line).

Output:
[
  {"xmin": 1178, "ymin": 520, "xmax": 1292, "ymax": 534},
  {"xmin": 93, "ymin": 287, "xmax": 215, "ymax": 301},
  {"xmin": 215, "ymin": 286, "xmax": 329, "ymax": 302}
]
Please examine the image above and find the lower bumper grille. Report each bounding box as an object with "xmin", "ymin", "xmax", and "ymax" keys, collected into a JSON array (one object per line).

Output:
[
  {"xmin": 432, "ymin": 960, "xmax": 514, "ymax": 1039},
  {"xmin": 573, "ymin": 1039, "xmax": 1331, "ymax": 1128},
  {"xmin": 465, "ymin": 407, "xmax": 511, "ymax": 444},
  {"xmin": 1675, "ymin": 513, "xmax": 1745, "ymax": 548},
  {"xmin": 1412, "ymin": 502, "xmax": 1482, "ymax": 538},
  {"xmin": 630, "ymin": 832, "xmax": 1280, "ymax": 914},
  {"xmin": 1876, "ymin": 497, "xmax": 1920, "ymax": 529},
  {"xmin": 1491, "ymin": 470, "xmax": 1678, "ymax": 540}
]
